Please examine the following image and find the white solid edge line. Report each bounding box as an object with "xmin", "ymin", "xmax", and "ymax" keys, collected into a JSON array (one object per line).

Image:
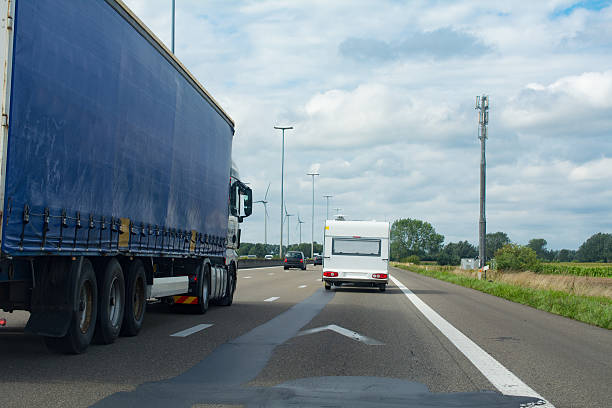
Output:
[
  {"xmin": 170, "ymin": 323, "xmax": 213, "ymax": 337},
  {"xmin": 389, "ymin": 275, "xmax": 554, "ymax": 407},
  {"xmin": 264, "ymin": 296, "xmax": 280, "ymax": 302}
]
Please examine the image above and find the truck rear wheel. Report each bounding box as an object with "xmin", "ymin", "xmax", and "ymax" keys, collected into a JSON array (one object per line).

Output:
[
  {"xmin": 195, "ymin": 263, "xmax": 210, "ymax": 314},
  {"xmin": 44, "ymin": 259, "xmax": 98, "ymax": 354},
  {"xmin": 218, "ymin": 264, "xmax": 236, "ymax": 306},
  {"xmin": 121, "ymin": 260, "xmax": 146, "ymax": 336},
  {"xmin": 94, "ymin": 258, "xmax": 125, "ymax": 344}
]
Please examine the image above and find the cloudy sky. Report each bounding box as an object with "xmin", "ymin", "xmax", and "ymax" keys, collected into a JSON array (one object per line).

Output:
[{"xmin": 123, "ymin": 0, "xmax": 612, "ymax": 250}]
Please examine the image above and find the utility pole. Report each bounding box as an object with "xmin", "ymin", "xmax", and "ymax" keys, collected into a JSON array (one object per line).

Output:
[
  {"xmin": 171, "ymin": 0, "xmax": 175, "ymax": 53},
  {"xmin": 323, "ymin": 195, "xmax": 332, "ymax": 220},
  {"xmin": 275, "ymin": 126, "xmax": 293, "ymax": 258},
  {"xmin": 475, "ymin": 95, "xmax": 489, "ymax": 278},
  {"xmin": 307, "ymin": 172, "xmax": 319, "ymax": 258}
]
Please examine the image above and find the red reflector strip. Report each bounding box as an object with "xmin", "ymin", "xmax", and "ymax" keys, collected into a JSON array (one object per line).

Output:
[{"xmin": 173, "ymin": 296, "xmax": 199, "ymax": 304}]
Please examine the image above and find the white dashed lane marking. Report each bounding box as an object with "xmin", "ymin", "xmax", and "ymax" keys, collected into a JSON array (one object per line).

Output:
[
  {"xmin": 298, "ymin": 285, "xmax": 307, "ymax": 288},
  {"xmin": 264, "ymin": 297, "xmax": 280, "ymax": 302},
  {"xmin": 170, "ymin": 324, "xmax": 213, "ymax": 337}
]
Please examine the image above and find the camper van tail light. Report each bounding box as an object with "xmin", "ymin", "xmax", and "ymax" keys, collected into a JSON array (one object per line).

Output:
[
  {"xmin": 353, "ymin": 236, "xmax": 361, "ymax": 238},
  {"xmin": 372, "ymin": 273, "xmax": 388, "ymax": 279},
  {"xmin": 323, "ymin": 271, "xmax": 338, "ymax": 277}
]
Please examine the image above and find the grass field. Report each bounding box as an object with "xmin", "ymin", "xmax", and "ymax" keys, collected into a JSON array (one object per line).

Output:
[
  {"xmin": 534, "ymin": 262, "xmax": 612, "ymax": 278},
  {"xmin": 393, "ymin": 263, "xmax": 612, "ymax": 329}
]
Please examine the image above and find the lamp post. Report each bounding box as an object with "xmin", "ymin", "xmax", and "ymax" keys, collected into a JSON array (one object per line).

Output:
[
  {"xmin": 323, "ymin": 195, "xmax": 332, "ymax": 220},
  {"xmin": 275, "ymin": 126, "xmax": 293, "ymax": 258},
  {"xmin": 307, "ymin": 172, "xmax": 319, "ymax": 258},
  {"xmin": 171, "ymin": 0, "xmax": 175, "ymax": 53}
]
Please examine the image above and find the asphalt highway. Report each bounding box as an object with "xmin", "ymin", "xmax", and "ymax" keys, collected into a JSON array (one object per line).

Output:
[{"xmin": 0, "ymin": 265, "xmax": 610, "ymax": 407}]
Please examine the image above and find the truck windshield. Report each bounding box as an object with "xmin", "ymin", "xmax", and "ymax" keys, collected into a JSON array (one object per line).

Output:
[{"xmin": 332, "ymin": 238, "xmax": 381, "ymax": 256}]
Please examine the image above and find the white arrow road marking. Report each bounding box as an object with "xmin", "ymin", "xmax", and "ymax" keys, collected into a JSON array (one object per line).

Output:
[
  {"xmin": 390, "ymin": 275, "xmax": 553, "ymax": 407},
  {"xmin": 264, "ymin": 297, "xmax": 280, "ymax": 302},
  {"xmin": 298, "ymin": 285, "xmax": 307, "ymax": 288},
  {"xmin": 297, "ymin": 324, "xmax": 384, "ymax": 345},
  {"xmin": 170, "ymin": 324, "xmax": 213, "ymax": 337}
]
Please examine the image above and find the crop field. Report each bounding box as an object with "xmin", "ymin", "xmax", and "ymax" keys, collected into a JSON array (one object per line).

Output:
[{"xmin": 534, "ymin": 262, "xmax": 612, "ymax": 278}]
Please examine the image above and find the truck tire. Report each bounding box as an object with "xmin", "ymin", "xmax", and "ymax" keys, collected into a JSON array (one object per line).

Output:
[
  {"xmin": 94, "ymin": 258, "xmax": 125, "ymax": 344},
  {"xmin": 121, "ymin": 260, "xmax": 146, "ymax": 336},
  {"xmin": 218, "ymin": 264, "xmax": 236, "ymax": 306},
  {"xmin": 195, "ymin": 263, "xmax": 210, "ymax": 314},
  {"xmin": 44, "ymin": 259, "xmax": 98, "ymax": 354}
]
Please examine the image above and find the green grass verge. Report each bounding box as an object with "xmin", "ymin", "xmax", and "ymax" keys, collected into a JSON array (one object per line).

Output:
[{"xmin": 392, "ymin": 263, "xmax": 612, "ymax": 330}]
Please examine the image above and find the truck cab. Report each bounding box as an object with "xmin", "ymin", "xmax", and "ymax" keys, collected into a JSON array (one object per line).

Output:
[
  {"xmin": 226, "ymin": 161, "xmax": 252, "ymax": 274},
  {"xmin": 322, "ymin": 220, "xmax": 390, "ymax": 292}
]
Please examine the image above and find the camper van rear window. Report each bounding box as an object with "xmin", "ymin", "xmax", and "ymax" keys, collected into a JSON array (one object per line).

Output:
[{"xmin": 332, "ymin": 238, "xmax": 381, "ymax": 257}]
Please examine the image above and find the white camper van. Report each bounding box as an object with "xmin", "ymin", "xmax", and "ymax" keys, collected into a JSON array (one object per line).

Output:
[{"xmin": 322, "ymin": 220, "xmax": 390, "ymax": 292}]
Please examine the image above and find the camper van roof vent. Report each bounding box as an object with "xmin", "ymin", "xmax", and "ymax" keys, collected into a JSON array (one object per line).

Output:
[{"xmin": 334, "ymin": 215, "xmax": 346, "ymax": 221}]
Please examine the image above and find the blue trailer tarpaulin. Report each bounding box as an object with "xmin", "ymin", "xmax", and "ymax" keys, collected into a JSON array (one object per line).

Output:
[{"xmin": 2, "ymin": 0, "xmax": 233, "ymax": 256}]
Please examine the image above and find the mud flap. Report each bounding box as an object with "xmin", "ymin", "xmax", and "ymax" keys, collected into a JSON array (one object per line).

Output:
[{"xmin": 25, "ymin": 257, "xmax": 82, "ymax": 337}]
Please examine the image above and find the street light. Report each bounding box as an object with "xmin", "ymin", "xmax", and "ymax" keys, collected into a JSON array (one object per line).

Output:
[
  {"xmin": 171, "ymin": 0, "xmax": 175, "ymax": 53},
  {"xmin": 307, "ymin": 172, "xmax": 319, "ymax": 258},
  {"xmin": 275, "ymin": 126, "xmax": 293, "ymax": 258},
  {"xmin": 323, "ymin": 195, "xmax": 333, "ymax": 221}
]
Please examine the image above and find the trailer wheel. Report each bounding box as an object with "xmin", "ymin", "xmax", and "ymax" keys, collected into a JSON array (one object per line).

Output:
[
  {"xmin": 195, "ymin": 263, "xmax": 210, "ymax": 314},
  {"xmin": 218, "ymin": 263, "xmax": 236, "ymax": 306},
  {"xmin": 121, "ymin": 260, "xmax": 146, "ymax": 336},
  {"xmin": 324, "ymin": 282, "xmax": 331, "ymax": 291},
  {"xmin": 378, "ymin": 284, "xmax": 386, "ymax": 292},
  {"xmin": 94, "ymin": 258, "xmax": 125, "ymax": 344},
  {"xmin": 44, "ymin": 259, "xmax": 98, "ymax": 354}
]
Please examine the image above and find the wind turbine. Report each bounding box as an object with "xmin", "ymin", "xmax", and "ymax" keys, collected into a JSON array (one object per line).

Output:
[
  {"xmin": 297, "ymin": 214, "xmax": 304, "ymax": 246},
  {"xmin": 285, "ymin": 207, "xmax": 294, "ymax": 250},
  {"xmin": 254, "ymin": 183, "xmax": 271, "ymax": 245}
]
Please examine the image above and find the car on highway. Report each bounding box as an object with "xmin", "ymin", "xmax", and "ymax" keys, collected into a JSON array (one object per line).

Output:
[
  {"xmin": 284, "ymin": 251, "xmax": 307, "ymax": 270},
  {"xmin": 264, "ymin": 254, "xmax": 274, "ymax": 260},
  {"xmin": 314, "ymin": 254, "xmax": 322, "ymax": 265}
]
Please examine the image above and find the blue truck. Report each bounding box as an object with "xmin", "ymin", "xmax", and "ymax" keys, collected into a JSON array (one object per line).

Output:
[{"xmin": 0, "ymin": 0, "xmax": 252, "ymax": 353}]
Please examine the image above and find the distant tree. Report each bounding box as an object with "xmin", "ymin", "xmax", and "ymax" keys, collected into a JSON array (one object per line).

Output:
[
  {"xmin": 576, "ymin": 233, "xmax": 612, "ymax": 262},
  {"xmin": 485, "ymin": 232, "xmax": 511, "ymax": 260},
  {"xmin": 527, "ymin": 238, "xmax": 553, "ymax": 261},
  {"xmin": 495, "ymin": 244, "xmax": 539, "ymax": 271},
  {"xmin": 390, "ymin": 218, "xmax": 444, "ymax": 261},
  {"xmin": 437, "ymin": 241, "xmax": 478, "ymax": 266},
  {"xmin": 555, "ymin": 249, "xmax": 575, "ymax": 262}
]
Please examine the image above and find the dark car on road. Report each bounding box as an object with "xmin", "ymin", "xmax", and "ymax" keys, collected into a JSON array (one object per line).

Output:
[
  {"xmin": 314, "ymin": 254, "xmax": 322, "ymax": 265},
  {"xmin": 284, "ymin": 251, "xmax": 306, "ymax": 270}
]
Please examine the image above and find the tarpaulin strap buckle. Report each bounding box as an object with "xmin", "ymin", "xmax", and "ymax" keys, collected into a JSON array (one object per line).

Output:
[{"xmin": 19, "ymin": 204, "xmax": 30, "ymax": 251}]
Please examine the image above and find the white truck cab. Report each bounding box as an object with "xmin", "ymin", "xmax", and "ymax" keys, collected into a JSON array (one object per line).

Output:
[{"xmin": 322, "ymin": 219, "xmax": 390, "ymax": 292}]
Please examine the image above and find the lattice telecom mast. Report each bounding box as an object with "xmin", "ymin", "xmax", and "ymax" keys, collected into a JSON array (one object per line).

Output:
[{"xmin": 475, "ymin": 95, "xmax": 489, "ymax": 276}]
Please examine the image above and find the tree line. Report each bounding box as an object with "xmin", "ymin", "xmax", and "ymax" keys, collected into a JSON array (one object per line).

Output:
[{"xmin": 390, "ymin": 218, "xmax": 612, "ymax": 265}]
